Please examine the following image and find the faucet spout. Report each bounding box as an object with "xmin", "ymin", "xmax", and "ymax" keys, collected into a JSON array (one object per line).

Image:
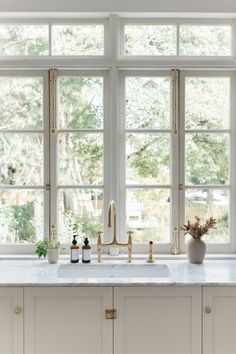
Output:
[
  {"xmin": 108, "ymin": 200, "xmax": 117, "ymax": 243},
  {"xmin": 97, "ymin": 200, "xmax": 133, "ymax": 263}
]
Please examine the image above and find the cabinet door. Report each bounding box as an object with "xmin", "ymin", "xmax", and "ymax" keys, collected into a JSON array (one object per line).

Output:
[
  {"xmin": 24, "ymin": 287, "xmax": 113, "ymax": 354},
  {"xmin": 203, "ymin": 286, "xmax": 236, "ymax": 354},
  {"xmin": 114, "ymin": 286, "xmax": 201, "ymax": 354},
  {"xmin": 0, "ymin": 287, "xmax": 23, "ymax": 354}
]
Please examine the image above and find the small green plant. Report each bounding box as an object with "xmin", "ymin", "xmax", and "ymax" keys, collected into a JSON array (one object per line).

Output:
[{"xmin": 35, "ymin": 238, "xmax": 62, "ymax": 258}]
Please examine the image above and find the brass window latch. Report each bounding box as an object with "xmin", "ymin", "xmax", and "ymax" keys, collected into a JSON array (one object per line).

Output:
[
  {"xmin": 105, "ymin": 309, "xmax": 117, "ymax": 320},
  {"xmin": 171, "ymin": 227, "xmax": 180, "ymax": 255}
]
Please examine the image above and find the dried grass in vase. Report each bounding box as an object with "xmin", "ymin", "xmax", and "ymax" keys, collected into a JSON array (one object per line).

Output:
[{"xmin": 180, "ymin": 216, "xmax": 217, "ymax": 240}]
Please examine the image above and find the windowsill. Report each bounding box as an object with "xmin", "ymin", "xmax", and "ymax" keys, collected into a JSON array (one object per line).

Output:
[{"xmin": 1, "ymin": 254, "xmax": 236, "ymax": 261}]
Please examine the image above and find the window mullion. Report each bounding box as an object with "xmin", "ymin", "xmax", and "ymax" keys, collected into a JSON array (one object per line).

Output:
[{"xmin": 49, "ymin": 69, "xmax": 58, "ymax": 240}]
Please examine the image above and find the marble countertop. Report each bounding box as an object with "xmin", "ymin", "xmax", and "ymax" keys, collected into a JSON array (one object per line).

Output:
[{"xmin": 1, "ymin": 259, "xmax": 236, "ymax": 286}]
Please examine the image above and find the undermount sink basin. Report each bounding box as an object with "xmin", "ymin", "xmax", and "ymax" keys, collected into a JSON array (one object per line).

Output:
[{"xmin": 58, "ymin": 263, "xmax": 171, "ymax": 279}]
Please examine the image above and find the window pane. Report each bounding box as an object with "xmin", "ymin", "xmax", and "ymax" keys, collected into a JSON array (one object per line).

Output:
[
  {"xmin": 179, "ymin": 25, "xmax": 231, "ymax": 56},
  {"xmin": 185, "ymin": 133, "xmax": 229, "ymax": 185},
  {"xmin": 52, "ymin": 25, "xmax": 104, "ymax": 55},
  {"xmin": 0, "ymin": 77, "xmax": 43, "ymax": 130},
  {"xmin": 0, "ymin": 134, "xmax": 43, "ymax": 186},
  {"xmin": 126, "ymin": 77, "xmax": 171, "ymax": 129},
  {"xmin": 0, "ymin": 24, "xmax": 49, "ymax": 56},
  {"xmin": 58, "ymin": 133, "xmax": 103, "ymax": 185},
  {"xmin": 126, "ymin": 134, "xmax": 170, "ymax": 185},
  {"xmin": 58, "ymin": 188, "xmax": 103, "ymax": 242},
  {"xmin": 185, "ymin": 77, "xmax": 230, "ymax": 129},
  {"xmin": 185, "ymin": 188, "xmax": 229, "ymax": 243},
  {"xmin": 58, "ymin": 77, "xmax": 103, "ymax": 129},
  {"xmin": 0, "ymin": 190, "xmax": 43, "ymax": 243},
  {"xmin": 124, "ymin": 25, "xmax": 176, "ymax": 56},
  {"xmin": 126, "ymin": 188, "xmax": 170, "ymax": 243}
]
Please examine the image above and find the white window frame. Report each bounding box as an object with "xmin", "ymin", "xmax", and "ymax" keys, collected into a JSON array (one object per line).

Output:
[
  {"xmin": 0, "ymin": 15, "xmax": 235, "ymax": 254},
  {"xmin": 179, "ymin": 70, "xmax": 236, "ymax": 253},
  {"xmin": 0, "ymin": 69, "xmax": 50, "ymax": 254}
]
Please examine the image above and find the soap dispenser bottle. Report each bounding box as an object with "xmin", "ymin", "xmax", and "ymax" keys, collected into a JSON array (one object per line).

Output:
[
  {"xmin": 82, "ymin": 238, "xmax": 91, "ymax": 263},
  {"xmin": 70, "ymin": 235, "xmax": 79, "ymax": 263}
]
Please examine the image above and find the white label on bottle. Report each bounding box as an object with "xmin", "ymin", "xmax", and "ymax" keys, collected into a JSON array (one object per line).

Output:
[
  {"xmin": 71, "ymin": 249, "xmax": 79, "ymax": 261},
  {"xmin": 83, "ymin": 249, "xmax": 91, "ymax": 261}
]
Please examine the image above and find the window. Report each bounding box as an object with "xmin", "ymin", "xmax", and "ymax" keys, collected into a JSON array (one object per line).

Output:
[{"xmin": 0, "ymin": 16, "xmax": 235, "ymax": 254}]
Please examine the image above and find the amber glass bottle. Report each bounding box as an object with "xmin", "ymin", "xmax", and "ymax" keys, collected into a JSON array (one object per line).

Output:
[
  {"xmin": 70, "ymin": 235, "xmax": 79, "ymax": 263},
  {"xmin": 82, "ymin": 238, "xmax": 91, "ymax": 263}
]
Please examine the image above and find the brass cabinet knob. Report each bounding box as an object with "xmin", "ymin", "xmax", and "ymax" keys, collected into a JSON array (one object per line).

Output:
[
  {"xmin": 14, "ymin": 307, "xmax": 22, "ymax": 315},
  {"xmin": 205, "ymin": 306, "xmax": 212, "ymax": 314}
]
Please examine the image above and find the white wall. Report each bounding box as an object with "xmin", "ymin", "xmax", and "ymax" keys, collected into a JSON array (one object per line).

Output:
[{"xmin": 0, "ymin": 0, "xmax": 236, "ymax": 14}]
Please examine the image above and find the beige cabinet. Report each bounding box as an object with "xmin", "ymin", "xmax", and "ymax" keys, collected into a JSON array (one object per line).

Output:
[
  {"xmin": 203, "ymin": 286, "xmax": 236, "ymax": 354},
  {"xmin": 24, "ymin": 287, "xmax": 113, "ymax": 354},
  {"xmin": 114, "ymin": 286, "xmax": 201, "ymax": 354},
  {"xmin": 0, "ymin": 287, "xmax": 23, "ymax": 354}
]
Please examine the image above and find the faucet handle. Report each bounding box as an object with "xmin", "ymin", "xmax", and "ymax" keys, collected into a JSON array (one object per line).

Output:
[{"xmin": 97, "ymin": 231, "xmax": 103, "ymax": 243}]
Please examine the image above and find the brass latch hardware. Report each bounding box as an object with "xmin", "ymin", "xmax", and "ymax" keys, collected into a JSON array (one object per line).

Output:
[
  {"xmin": 179, "ymin": 183, "xmax": 185, "ymax": 191},
  {"xmin": 171, "ymin": 227, "xmax": 180, "ymax": 255},
  {"xmin": 44, "ymin": 184, "xmax": 50, "ymax": 191},
  {"xmin": 49, "ymin": 69, "xmax": 57, "ymax": 133},
  {"xmin": 171, "ymin": 69, "xmax": 180, "ymax": 134},
  {"xmin": 105, "ymin": 309, "xmax": 117, "ymax": 320}
]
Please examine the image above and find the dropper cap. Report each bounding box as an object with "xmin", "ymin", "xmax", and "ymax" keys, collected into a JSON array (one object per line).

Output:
[
  {"xmin": 84, "ymin": 237, "xmax": 89, "ymax": 245},
  {"xmin": 72, "ymin": 235, "xmax": 77, "ymax": 245}
]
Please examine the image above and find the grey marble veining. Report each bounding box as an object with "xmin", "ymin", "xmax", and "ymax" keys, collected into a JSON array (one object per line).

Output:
[{"xmin": 2, "ymin": 259, "xmax": 236, "ymax": 286}]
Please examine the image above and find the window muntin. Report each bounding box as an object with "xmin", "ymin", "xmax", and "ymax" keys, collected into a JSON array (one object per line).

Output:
[
  {"xmin": 179, "ymin": 25, "xmax": 232, "ymax": 56},
  {"xmin": 52, "ymin": 24, "xmax": 104, "ymax": 56},
  {"xmin": 0, "ymin": 24, "xmax": 49, "ymax": 56},
  {"xmin": 124, "ymin": 24, "xmax": 177, "ymax": 56}
]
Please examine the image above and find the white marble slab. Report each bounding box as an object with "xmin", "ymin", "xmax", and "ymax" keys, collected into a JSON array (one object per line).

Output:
[{"xmin": 1, "ymin": 259, "xmax": 236, "ymax": 286}]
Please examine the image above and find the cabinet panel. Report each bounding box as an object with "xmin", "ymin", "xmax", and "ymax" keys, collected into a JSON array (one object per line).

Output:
[
  {"xmin": 203, "ymin": 286, "xmax": 236, "ymax": 354},
  {"xmin": 0, "ymin": 287, "xmax": 23, "ymax": 354},
  {"xmin": 114, "ymin": 286, "xmax": 201, "ymax": 354},
  {"xmin": 24, "ymin": 287, "xmax": 112, "ymax": 354}
]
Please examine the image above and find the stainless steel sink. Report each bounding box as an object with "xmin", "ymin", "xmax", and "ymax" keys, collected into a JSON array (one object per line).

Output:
[{"xmin": 58, "ymin": 263, "xmax": 171, "ymax": 279}]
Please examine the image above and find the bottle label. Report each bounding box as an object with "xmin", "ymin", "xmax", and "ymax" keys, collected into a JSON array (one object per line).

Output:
[
  {"xmin": 83, "ymin": 249, "xmax": 91, "ymax": 261},
  {"xmin": 71, "ymin": 248, "xmax": 79, "ymax": 261}
]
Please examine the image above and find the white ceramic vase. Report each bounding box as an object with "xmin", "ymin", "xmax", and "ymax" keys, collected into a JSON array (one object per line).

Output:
[
  {"xmin": 47, "ymin": 248, "xmax": 59, "ymax": 264},
  {"xmin": 186, "ymin": 238, "xmax": 206, "ymax": 264}
]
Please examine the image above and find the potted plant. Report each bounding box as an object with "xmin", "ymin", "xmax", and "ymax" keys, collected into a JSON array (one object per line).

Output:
[
  {"xmin": 180, "ymin": 216, "xmax": 217, "ymax": 264},
  {"xmin": 35, "ymin": 239, "xmax": 62, "ymax": 264}
]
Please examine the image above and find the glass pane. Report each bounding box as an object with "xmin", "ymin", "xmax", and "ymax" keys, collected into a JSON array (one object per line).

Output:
[
  {"xmin": 179, "ymin": 25, "xmax": 231, "ymax": 56},
  {"xmin": 126, "ymin": 77, "xmax": 171, "ymax": 129},
  {"xmin": 0, "ymin": 77, "xmax": 43, "ymax": 130},
  {"xmin": 0, "ymin": 134, "xmax": 43, "ymax": 186},
  {"xmin": 0, "ymin": 190, "xmax": 43, "ymax": 243},
  {"xmin": 52, "ymin": 25, "xmax": 104, "ymax": 55},
  {"xmin": 185, "ymin": 188, "xmax": 229, "ymax": 243},
  {"xmin": 58, "ymin": 77, "xmax": 103, "ymax": 129},
  {"xmin": 58, "ymin": 133, "xmax": 103, "ymax": 185},
  {"xmin": 124, "ymin": 25, "xmax": 177, "ymax": 56},
  {"xmin": 126, "ymin": 188, "xmax": 170, "ymax": 243},
  {"xmin": 185, "ymin": 77, "xmax": 230, "ymax": 130},
  {"xmin": 185, "ymin": 133, "xmax": 229, "ymax": 185},
  {"xmin": 58, "ymin": 188, "xmax": 103, "ymax": 242},
  {"xmin": 0, "ymin": 24, "xmax": 49, "ymax": 56},
  {"xmin": 126, "ymin": 134, "xmax": 170, "ymax": 185}
]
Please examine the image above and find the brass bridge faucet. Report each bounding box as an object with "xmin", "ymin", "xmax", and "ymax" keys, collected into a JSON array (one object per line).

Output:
[{"xmin": 97, "ymin": 200, "xmax": 132, "ymax": 263}]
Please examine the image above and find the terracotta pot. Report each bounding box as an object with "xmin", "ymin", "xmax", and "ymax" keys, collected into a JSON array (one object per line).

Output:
[
  {"xmin": 47, "ymin": 248, "xmax": 59, "ymax": 264},
  {"xmin": 186, "ymin": 238, "xmax": 206, "ymax": 264}
]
